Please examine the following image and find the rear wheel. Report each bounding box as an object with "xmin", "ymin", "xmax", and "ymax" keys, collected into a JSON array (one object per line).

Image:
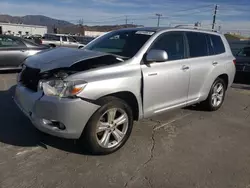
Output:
[
  {"xmin": 202, "ymin": 78, "xmax": 226, "ymax": 111},
  {"xmin": 49, "ymin": 44, "xmax": 56, "ymax": 48},
  {"xmin": 81, "ymin": 97, "xmax": 133, "ymax": 155}
]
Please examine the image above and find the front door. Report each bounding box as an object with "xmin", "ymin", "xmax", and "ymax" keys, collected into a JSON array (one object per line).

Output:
[{"xmin": 141, "ymin": 31, "xmax": 190, "ymax": 117}]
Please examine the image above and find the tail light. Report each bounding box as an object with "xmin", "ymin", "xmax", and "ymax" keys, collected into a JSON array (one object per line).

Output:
[{"xmin": 233, "ymin": 59, "xmax": 236, "ymax": 64}]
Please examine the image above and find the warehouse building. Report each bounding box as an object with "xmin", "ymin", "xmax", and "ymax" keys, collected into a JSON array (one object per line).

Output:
[{"xmin": 0, "ymin": 22, "xmax": 47, "ymax": 36}]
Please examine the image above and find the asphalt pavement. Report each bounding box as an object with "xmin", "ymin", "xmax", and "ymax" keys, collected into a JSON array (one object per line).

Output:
[{"xmin": 0, "ymin": 73, "xmax": 250, "ymax": 188}]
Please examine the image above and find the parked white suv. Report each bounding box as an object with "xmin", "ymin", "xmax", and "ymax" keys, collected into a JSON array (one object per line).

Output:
[
  {"xmin": 42, "ymin": 34, "xmax": 85, "ymax": 48},
  {"xmin": 15, "ymin": 27, "xmax": 236, "ymax": 155}
]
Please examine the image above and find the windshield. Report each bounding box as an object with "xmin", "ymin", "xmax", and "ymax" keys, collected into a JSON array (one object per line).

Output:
[
  {"xmin": 237, "ymin": 47, "xmax": 250, "ymax": 57},
  {"xmin": 85, "ymin": 30, "xmax": 155, "ymax": 58}
]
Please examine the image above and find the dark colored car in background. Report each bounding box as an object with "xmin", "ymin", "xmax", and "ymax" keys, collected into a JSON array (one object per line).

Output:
[
  {"xmin": 235, "ymin": 46, "xmax": 250, "ymax": 74},
  {"xmin": 0, "ymin": 35, "xmax": 49, "ymax": 70}
]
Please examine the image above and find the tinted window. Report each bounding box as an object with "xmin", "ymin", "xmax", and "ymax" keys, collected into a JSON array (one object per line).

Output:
[
  {"xmin": 62, "ymin": 36, "xmax": 67, "ymax": 42},
  {"xmin": 237, "ymin": 47, "xmax": 250, "ymax": 57},
  {"xmin": 186, "ymin": 32, "xmax": 208, "ymax": 57},
  {"xmin": 205, "ymin": 34, "xmax": 214, "ymax": 55},
  {"xmin": 68, "ymin": 37, "xmax": 76, "ymax": 42},
  {"xmin": 150, "ymin": 32, "xmax": 184, "ymax": 60},
  {"xmin": 86, "ymin": 30, "xmax": 154, "ymax": 58},
  {"xmin": 210, "ymin": 35, "xmax": 225, "ymax": 54},
  {"xmin": 44, "ymin": 34, "xmax": 60, "ymax": 41},
  {"xmin": 0, "ymin": 37, "xmax": 25, "ymax": 48}
]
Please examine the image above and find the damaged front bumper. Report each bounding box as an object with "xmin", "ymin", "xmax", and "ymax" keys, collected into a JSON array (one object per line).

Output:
[{"xmin": 14, "ymin": 84, "xmax": 100, "ymax": 139}]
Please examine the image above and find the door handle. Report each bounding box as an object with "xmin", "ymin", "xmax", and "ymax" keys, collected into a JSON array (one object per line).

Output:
[
  {"xmin": 181, "ymin": 65, "xmax": 189, "ymax": 70},
  {"xmin": 212, "ymin": 61, "xmax": 218, "ymax": 66},
  {"xmin": 20, "ymin": 50, "xmax": 26, "ymax": 52},
  {"xmin": 148, "ymin": 73, "xmax": 158, "ymax": 76}
]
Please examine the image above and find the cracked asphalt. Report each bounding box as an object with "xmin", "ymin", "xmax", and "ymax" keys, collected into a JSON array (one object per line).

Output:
[{"xmin": 0, "ymin": 73, "xmax": 250, "ymax": 188}]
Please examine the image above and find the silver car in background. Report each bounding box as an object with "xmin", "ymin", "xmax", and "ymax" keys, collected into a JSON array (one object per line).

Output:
[{"xmin": 14, "ymin": 27, "xmax": 236, "ymax": 155}]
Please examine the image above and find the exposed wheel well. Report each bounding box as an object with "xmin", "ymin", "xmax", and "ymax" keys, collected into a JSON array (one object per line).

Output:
[
  {"xmin": 105, "ymin": 92, "xmax": 139, "ymax": 121},
  {"xmin": 218, "ymin": 74, "xmax": 229, "ymax": 90}
]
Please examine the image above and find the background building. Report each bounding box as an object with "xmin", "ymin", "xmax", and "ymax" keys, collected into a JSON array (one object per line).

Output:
[{"xmin": 0, "ymin": 22, "xmax": 47, "ymax": 36}]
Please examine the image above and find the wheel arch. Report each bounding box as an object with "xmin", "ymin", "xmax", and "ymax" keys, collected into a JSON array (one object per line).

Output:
[
  {"xmin": 201, "ymin": 73, "xmax": 229, "ymax": 101},
  {"xmin": 97, "ymin": 91, "xmax": 140, "ymax": 121},
  {"xmin": 218, "ymin": 73, "xmax": 229, "ymax": 90}
]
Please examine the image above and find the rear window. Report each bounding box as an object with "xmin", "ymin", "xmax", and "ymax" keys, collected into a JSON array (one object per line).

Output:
[
  {"xmin": 186, "ymin": 32, "xmax": 209, "ymax": 58},
  {"xmin": 210, "ymin": 35, "xmax": 225, "ymax": 55}
]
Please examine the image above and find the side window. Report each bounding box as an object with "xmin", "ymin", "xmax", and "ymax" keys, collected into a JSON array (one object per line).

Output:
[
  {"xmin": 237, "ymin": 47, "xmax": 250, "ymax": 57},
  {"xmin": 186, "ymin": 32, "xmax": 208, "ymax": 58},
  {"xmin": 150, "ymin": 32, "xmax": 184, "ymax": 61},
  {"xmin": 205, "ymin": 34, "xmax": 214, "ymax": 55},
  {"xmin": 68, "ymin": 37, "xmax": 76, "ymax": 42},
  {"xmin": 45, "ymin": 34, "xmax": 60, "ymax": 41},
  {"xmin": 210, "ymin": 35, "xmax": 225, "ymax": 54},
  {"xmin": 62, "ymin": 36, "xmax": 67, "ymax": 42},
  {"xmin": 0, "ymin": 37, "xmax": 25, "ymax": 48}
]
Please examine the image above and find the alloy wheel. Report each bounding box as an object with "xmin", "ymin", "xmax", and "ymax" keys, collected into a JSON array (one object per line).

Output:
[
  {"xmin": 96, "ymin": 108, "xmax": 129, "ymax": 149},
  {"xmin": 211, "ymin": 82, "xmax": 224, "ymax": 107}
]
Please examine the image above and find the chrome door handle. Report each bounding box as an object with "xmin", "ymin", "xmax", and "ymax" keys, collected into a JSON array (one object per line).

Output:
[
  {"xmin": 181, "ymin": 65, "xmax": 189, "ymax": 70},
  {"xmin": 212, "ymin": 61, "xmax": 218, "ymax": 66}
]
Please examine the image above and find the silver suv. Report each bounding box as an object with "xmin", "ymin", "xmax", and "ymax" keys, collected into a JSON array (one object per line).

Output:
[{"xmin": 14, "ymin": 27, "xmax": 236, "ymax": 154}]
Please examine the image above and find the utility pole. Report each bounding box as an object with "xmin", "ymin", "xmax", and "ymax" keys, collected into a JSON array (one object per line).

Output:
[
  {"xmin": 218, "ymin": 25, "xmax": 221, "ymax": 32},
  {"xmin": 212, "ymin": 4, "xmax": 218, "ymax": 31},
  {"xmin": 125, "ymin": 16, "xmax": 128, "ymax": 27},
  {"xmin": 78, "ymin": 19, "xmax": 84, "ymax": 36},
  {"xmin": 156, "ymin": 13, "xmax": 162, "ymax": 27}
]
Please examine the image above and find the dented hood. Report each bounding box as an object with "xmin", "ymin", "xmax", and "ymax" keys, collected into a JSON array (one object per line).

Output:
[{"xmin": 24, "ymin": 47, "xmax": 109, "ymax": 72}]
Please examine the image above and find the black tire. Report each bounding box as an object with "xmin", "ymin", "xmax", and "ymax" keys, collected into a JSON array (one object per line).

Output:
[
  {"xmin": 80, "ymin": 96, "xmax": 133, "ymax": 155},
  {"xmin": 202, "ymin": 77, "xmax": 226, "ymax": 111}
]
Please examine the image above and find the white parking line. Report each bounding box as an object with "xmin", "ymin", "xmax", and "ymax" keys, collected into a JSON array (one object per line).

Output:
[
  {"xmin": 154, "ymin": 113, "xmax": 192, "ymax": 131},
  {"xmin": 16, "ymin": 147, "xmax": 41, "ymax": 157}
]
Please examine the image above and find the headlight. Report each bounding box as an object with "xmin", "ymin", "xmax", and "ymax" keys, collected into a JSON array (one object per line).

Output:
[{"xmin": 39, "ymin": 79, "xmax": 87, "ymax": 97}]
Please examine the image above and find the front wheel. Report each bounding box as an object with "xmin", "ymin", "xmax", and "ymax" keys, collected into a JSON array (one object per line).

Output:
[
  {"xmin": 80, "ymin": 97, "xmax": 133, "ymax": 155},
  {"xmin": 202, "ymin": 78, "xmax": 226, "ymax": 111}
]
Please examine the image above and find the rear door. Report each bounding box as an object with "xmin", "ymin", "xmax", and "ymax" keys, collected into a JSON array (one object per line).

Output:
[
  {"xmin": 0, "ymin": 36, "xmax": 28, "ymax": 68},
  {"xmin": 185, "ymin": 32, "xmax": 226, "ymax": 103},
  {"xmin": 61, "ymin": 36, "xmax": 69, "ymax": 47}
]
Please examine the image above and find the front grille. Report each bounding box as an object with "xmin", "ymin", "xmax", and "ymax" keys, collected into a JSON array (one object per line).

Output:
[{"xmin": 20, "ymin": 66, "xmax": 41, "ymax": 92}]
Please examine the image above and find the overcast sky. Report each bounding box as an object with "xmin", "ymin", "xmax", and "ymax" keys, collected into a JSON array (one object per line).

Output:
[{"xmin": 0, "ymin": 0, "xmax": 250, "ymax": 35}]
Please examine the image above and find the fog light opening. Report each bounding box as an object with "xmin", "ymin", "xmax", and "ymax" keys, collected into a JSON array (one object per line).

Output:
[{"xmin": 42, "ymin": 119, "xmax": 66, "ymax": 130}]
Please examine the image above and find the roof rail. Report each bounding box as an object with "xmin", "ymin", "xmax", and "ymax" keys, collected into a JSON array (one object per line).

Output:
[{"xmin": 174, "ymin": 24, "xmax": 218, "ymax": 32}]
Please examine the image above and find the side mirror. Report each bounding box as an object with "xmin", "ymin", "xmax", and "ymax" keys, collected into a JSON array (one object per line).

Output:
[{"xmin": 145, "ymin": 49, "xmax": 168, "ymax": 63}]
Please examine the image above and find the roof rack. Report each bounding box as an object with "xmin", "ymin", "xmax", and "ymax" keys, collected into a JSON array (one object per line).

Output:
[{"xmin": 174, "ymin": 24, "xmax": 218, "ymax": 32}]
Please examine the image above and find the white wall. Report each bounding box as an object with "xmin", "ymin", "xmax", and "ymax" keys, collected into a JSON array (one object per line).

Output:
[
  {"xmin": 84, "ymin": 30, "xmax": 107, "ymax": 37},
  {"xmin": 0, "ymin": 23, "xmax": 47, "ymax": 36}
]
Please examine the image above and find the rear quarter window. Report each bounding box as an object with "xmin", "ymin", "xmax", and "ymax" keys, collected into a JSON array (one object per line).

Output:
[{"xmin": 210, "ymin": 35, "xmax": 225, "ymax": 55}]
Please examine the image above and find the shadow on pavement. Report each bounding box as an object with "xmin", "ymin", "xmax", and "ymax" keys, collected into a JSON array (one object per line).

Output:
[{"xmin": 0, "ymin": 85, "xmax": 92, "ymax": 155}]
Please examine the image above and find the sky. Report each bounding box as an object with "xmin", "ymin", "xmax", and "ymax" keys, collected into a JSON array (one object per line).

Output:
[{"xmin": 0, "ymin": 0, "xmax": 250, "ymax": 35}]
